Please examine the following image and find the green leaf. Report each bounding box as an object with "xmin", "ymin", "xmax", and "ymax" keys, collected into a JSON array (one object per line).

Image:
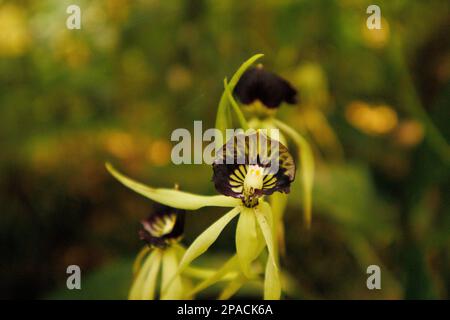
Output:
[
  {"xmin": 178, "ymin": 206, "xmax": 241, "ymax": 273},
  {"xmin": 236, "ymin": 206, "xmax": 262, "ymax": 278},
  {"xmin": 255, "ymin": 203, "xmax": 281, "ymax": 300},
  {"xmin": 161, "ymin": 247, "xmax": 183, "ymax": 299},
  {"xmin": 215, "ymin": 54, "xmax": 264, "ymax": 149},
  {"xmin": 273, "ymin": 119, "xmax": 315, "ymax": 228},
  {"xmin": 106, "ymin": 163, "xmax": 241, "ymax": 209}
]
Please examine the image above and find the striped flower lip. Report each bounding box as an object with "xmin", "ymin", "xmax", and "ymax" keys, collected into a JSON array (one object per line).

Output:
[
  {"xmin": 233, "ymin": 66, "xmax": 297, "ymax": 109},
  {"xmin": 213, "ymin": 131, "xmax": 295, "ymax": 208},
  {"xmin": 139, "ymin": 204, "xmax": 185, "ymax": 249}
]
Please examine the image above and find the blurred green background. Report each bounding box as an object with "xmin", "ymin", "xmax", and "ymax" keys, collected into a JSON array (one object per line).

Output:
[{"xmin": 0, "ymin": 0, "xmax": 449, "ymax": 299}]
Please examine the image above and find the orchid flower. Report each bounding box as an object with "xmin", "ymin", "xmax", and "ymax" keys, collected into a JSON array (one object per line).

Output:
[
  {"xmin": 128, "ymin": 204, "xmax": 185, "ymax": 300},
  {"xmin": 106, "ymin": 129, "xmax": 295, "ymax": 300},
  {"xmin": 215, "ymin": 55, "xmax": 314, "ymax": 262},
  {"xmin": 107, "ymin": 54, "xmax": 312, "ymax": 300},
  {"xmin": 230, "ymin": 61, "xmax": 314, "ymax": 229},
  {"xmin": 126, "ymin": 195, "xmax": 237, "ymax": 300}
]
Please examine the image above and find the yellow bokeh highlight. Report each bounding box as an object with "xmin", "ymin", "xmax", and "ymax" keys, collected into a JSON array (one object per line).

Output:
[
  {"xmin": 146, "ymin": 140, "xmax": 171, "ymax": 166},
  {"xmin": 292, "ymin": 63, "xmax": 329, "ymax": 109},
  {"xmin": 0, "ymin": 4, "xmax": 31, "ymax": 57},
  {"xmin": 104, "ymin": 131, "xmax": 136, "ymax": 159},
  {"xmin": 361, "ymin": 17, "xmax": 390, "ymax": 49},
  {"xmin": 54, "ymin": 33, "xmax": 91, "ymax": 68},
  {"xmin": 166, "ymin": 65, "xmax": 193, "ymax": 92},
  {"xmin": 345, "ymin": 101, "xmax": 398, "ymax": 136},
  {"xmin": 394, "ymin": 120, "xmax": 424, "ymax": 148}
]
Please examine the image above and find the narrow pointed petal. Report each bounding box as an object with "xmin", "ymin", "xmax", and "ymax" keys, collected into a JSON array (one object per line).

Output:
[
  {"xmin": 269, "ymin": 192, "xmax": 287, "ymax": 257},
  {"xmin": 129, "ymin": 249, "xmax": 155, "ymax": 299},
  {"xmin": 184, "ymin": 266, "xmax": 237, "ymax": 281},
  {"xmin": 106, "ymin": 163, "xmax": 241, "ymax": 209},
  {"xmin": 264, "ymin": 252, "xmax": 281, "ymax": 300},
  {"xmin": 255, "ymin": 204, "xmax": 276, "ymax": 261},
  {"xmin": 215, "ymin": 54, "xmax": 264, "ymax": 149},
  {"xmin": 172, "ymin": 243, "xmax": 186, "ymax": 259},
  {"xmin": 128, "ymin": 249, "xmax": 160, "ymax": 300},
  {"xmin": 132, "ymin": 246, "xmax": 151, "ymax": 278},
  {"xmin": 224, "ymin": 78, "xmax": 249, "ymax": 130},
  {"xmin": 181, "ymin": 278, "xmax": 195, "ymax": 300},
  {"xmin": 269, "ymin": 192, "xmax": 287, "ymax": 223},
  {"xmin": 259, "ymin": 200, "xmax": 274, "ymax": 227},
  {"xmin": 141, "ymin": 250, "xmax": 162, "ymax": 300},
  {"xmin": 269, "ymin": 193, "xmax": 287, "ymax": 259},
  {"xmin": 178, "ymin": 207, "xmax": 241, "ymax": 273},
  {"xmin": 218, "ymin": 274, "xmax": 247, "ymax": 300},
  {"xmin": 272, "ymin": 119, "xmax": 314, "ymax": 228},
  {"xmin": 236, "ymin": 206, "xmax": 262, "ymax": 278},
  {"xmin": 188, "ymin": 255, "xmax": 240, "ymax": 296},
  {"xmin": 255, "ymin": 204, "xmax": 281, "ymax": 300},
  {"xmin": 161, "ymin": 247, "xmax": 183, "ymax": 300}
]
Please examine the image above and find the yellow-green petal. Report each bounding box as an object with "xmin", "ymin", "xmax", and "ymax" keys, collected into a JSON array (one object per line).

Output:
[
  {"xmin": 178, "ymin": 207, "xmax": 241, "ymax": 273},
  {"xmin": 224, "ymin": 78, "xmax": 249, "ymax": 130},
  {"xmin": 161, "ymin": 247, "xmax": 183, "ymax": 300},
  {"xmin": 264, "ymin": 252, "xmax": 281, "ymax": 300},
  {"xmin": 269, "ymin": 192, "xmax": 287, "ymax": 223},
  {"xmin": 259, "ymin": 201, "xmax": 274, "ymax": 227},
  {"xmin": 255, "ymin": 204, "xmax": 281, "ymax": 300},
  {"xmin": 188, "ymin": 255, "xmax": 240, "ymax": 296},
  {"xmin": 269, "ymin": 193, "xmax": 287, "ymax": 259},
  {"xmin": 132, "ymin": 246, "xmax": 151, "ymax": 278},
  {"xmin": 236, "ymin": 206, "xmax": 262, "ymax": 278},
  {"xmin": 129, "ymin": 249, "xmax": 154, "ymax": 299},
  {"xmin": 184, "ymin": 266, "xmax": 237, "ymax": 281},
  {"xmin": 141, "ymin": 249, "xmax": 162, "ymax": 300},
  {"xmin": 106, "ymin": 163, "xmax": 241, "ymax": 209},
  {"xmin": 215, "ymin": 54, "xmax": 264, "ymax": 149},
  {"xmin": 129, "ymin": 249, "xmax": 161, "ymax": 300},
  {"xmin": 218, "ymin": 273, "xmax": 247, "ymax": 300},
  {"xmin": 273, "ymin": 118, "xmax": 315, "ymax": 228}
]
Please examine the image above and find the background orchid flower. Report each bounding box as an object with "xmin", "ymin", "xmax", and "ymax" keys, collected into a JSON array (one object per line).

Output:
[
  {"xmin": 106, "ymin": 176, "xmax": 239, "ymax": 300},
  {"xmin": 234, "ymin": 65, "xmax": 297, "ymax": 117},
  {"xmin": 128, "ymin": 203, "xmax": 187, "ymax": 300}
]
